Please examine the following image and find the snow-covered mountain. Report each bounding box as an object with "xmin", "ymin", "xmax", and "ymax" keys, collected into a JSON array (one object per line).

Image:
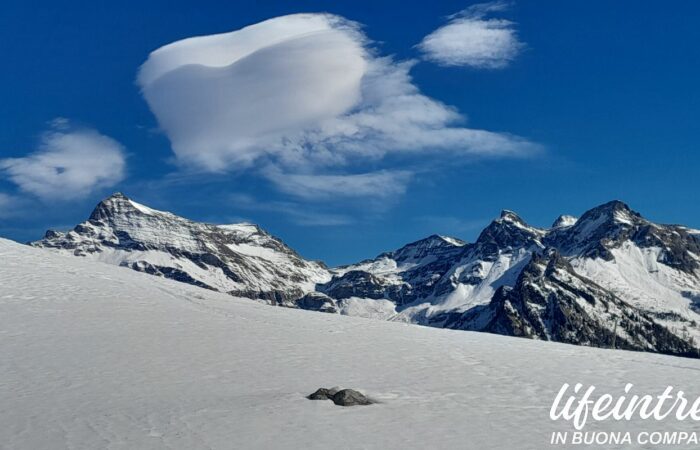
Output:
[
  {"xmin": 30, "ymin": 194, "xmax": 700, "ymax": 357},
  {"xmin": 316, "ymin": 201, "xmax": 700, "ymax": 357},
  {"xmin": 32, "ymin": 193, "xmax": 331, "ymax": 306},
  {"xmin": 440, "ymin": 250, "xmax": 696, "ymax": 357}
]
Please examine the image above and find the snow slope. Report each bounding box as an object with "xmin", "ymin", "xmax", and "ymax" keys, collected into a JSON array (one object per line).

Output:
[{"xmin": 3, "ymin": 238, "xmax": 700, "ymax": 449}]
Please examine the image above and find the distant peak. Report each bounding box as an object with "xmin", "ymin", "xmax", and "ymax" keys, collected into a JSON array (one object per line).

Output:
[
  {"xmin": 89, "ymin": 193, "xmax": 162, "ymax": 221},
  {"xmin": 93, "ymin": 192, "xmax": 132, "ymax": 209},
  {"xmin": 475, "ymin": 208, "xmax": 544, "ymax": 250},
  {"xmin": 496, "ymin": 209, "xmax": 527, "ymax": 226},
  {"xmin": 107, "ymin": 192, "xmax": 129, "ymax": 200},
  {"xmin": 597, "ymin": 200, "xmax": 632, "ymax": 212},
  {"xmin": 407, "ymin": 234, "xmax": 465, "ymax": 248},
  {"xmin": 580, "ymin": 200, "xmax": 641, "ymax": 225},
  {"xmin": 381, "ymin": 233, "xmax": 466, "ymax": 262},
  {"xmin": 482, "ymin": 209, "xmax": 543, "ymax": 236},
  {"xmin": 552, "ymin": 215, "xmax": 578, "ymax": 228},
  {"xmin": 415, "ymin": 234, "xmax": 466, "ymax": 248}
]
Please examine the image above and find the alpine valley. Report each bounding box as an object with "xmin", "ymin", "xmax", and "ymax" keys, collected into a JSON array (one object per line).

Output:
[{"xmin": 32, "ymin": 193, "xmax": 700, "ymax": 357}]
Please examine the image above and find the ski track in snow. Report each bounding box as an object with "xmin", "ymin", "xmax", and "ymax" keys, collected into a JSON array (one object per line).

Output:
[{"xmin": 2, "ymin": 238, "xmax": 700, "ymax": 449}]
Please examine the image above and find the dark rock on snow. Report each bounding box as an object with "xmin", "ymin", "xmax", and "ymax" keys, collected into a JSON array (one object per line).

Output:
[
  {"xmin": 332, "ymin": 389, "xmax": 373, "ymax": 406},
  {"xmin": 307, "ymin": 388, "xmax": 373, "ymax": 406},
  {"xmin": 307, "ymin": 387, "xmax": 339, "ymax": 400}
]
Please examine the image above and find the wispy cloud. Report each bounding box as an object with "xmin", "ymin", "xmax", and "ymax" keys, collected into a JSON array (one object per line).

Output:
[
  {"xmin": 0, "ymin": 193, "xmax": 12, "ymax": 208},
  {"xmin": 0, "ymin": 119, "xmax": 126, "ymax": 200},
  {"xmin": 418, "ymin": 2, "xmax": 523, "ymax": 69},
  {"xmin": 229, "ymin": 193, "xmax": 354, "ymax": 226},
  {"xmin": 264, "ymin": 169, "xmax": 413, "ymax": 201},
  {"xmin": 0, "ymin": 193, "xmax": 19, "ymax": 218},
  {"xmin": 138, "ymin": 12, "xmax": 537, "ymax": 201}
]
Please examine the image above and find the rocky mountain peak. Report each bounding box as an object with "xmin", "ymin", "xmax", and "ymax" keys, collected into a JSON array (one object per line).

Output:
[
  {"xmin": 544, "ymin": 200, "xmax": 645, "ymax": 258},
  {"xmin": 475, "ymin": 210, "xmax": 544, "ymax": 252},
  {"xmin": 599, "ymin": 199, "xmax": 632, "ymax": 212},
  {"xmin": 88, "ymin": 192, "xmax": 162, "ymax": 222},
  {"xmin": 552, "ymin": 215, "xmax": 578, "ymax": 228},
  {"xmin": 409, "ymin": 234, "xmax": 465, "ymax": 250},
  {"xmin": 498, "ymin": 209, "xmax": 525, "ymax": 224},
  {"xmin": 579, "ymin": 200, "xmax": 640, "ymax": 226},
  {"xmin": 378, "ymin": 234, "xmax": 465, "ymax": 264}
]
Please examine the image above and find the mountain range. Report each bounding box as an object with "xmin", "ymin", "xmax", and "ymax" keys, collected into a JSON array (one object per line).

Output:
[{"xmin": 32, "ymin": 193, "xmax": 700, "ymax": 357}]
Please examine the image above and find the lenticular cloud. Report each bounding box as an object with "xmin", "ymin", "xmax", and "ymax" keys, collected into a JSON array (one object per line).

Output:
[
  {"xmin": 139, "ymin": 14, "xmax": 367, "ymax": 171},
  {"xmin": 138, "ymin": 13, "xmax": 538, "ymax": 195}
]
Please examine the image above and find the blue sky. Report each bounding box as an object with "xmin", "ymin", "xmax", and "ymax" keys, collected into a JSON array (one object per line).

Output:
[{"xmin": 1, "ymin": 0, "xmax": 699, "ymax": 266}]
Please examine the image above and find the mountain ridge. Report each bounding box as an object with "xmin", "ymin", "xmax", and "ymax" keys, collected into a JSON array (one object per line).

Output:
[
  {"xmin": 33, "ymin": 192, "xmax": 331, "ymax": 303},
  {"xmin": 30, "ymin": 192, "xmax": 700, "ymax": 357}
]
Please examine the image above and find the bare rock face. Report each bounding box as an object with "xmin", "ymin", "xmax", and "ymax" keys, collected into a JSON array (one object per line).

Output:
[
  {"xmin": 443, "ymin": 251, "xmax": 698, "ymax": 358},
  {"xmin": 295, "ymin": 292, "xmax": 338, "ymax": 313},
  {"xmin": 307, "ymin": 388, "xmax": 372, "ymax": 406}
]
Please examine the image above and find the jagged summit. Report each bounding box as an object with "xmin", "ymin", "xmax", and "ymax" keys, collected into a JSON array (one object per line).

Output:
[
  {"xmin": 336, "ymin": 233, "xmax": 464, "ymax": 272},
  {"xmin": 91, "ymin": 191, "xmax": 129, "ymax": 211},
  {"xmin": 544, "ymin": 200, "xmax": 700, "ymax": 272},
  {"xmin": 593, "ymin": 199, "xmax": 633, "ymax": 211},
  {"xmin": 89, "ymin": 192, "xmax": 166, "ymax": 221},
  {"xmin": 578, "ymin": 199, "xmax": 640, "ymax": 224},
  {"xmin": 108, "ymin": 191, "xmax": 127, "ymax": 199},
  {"xmin": 388, "ymin": 234, "xmax": 465, "ymax": 257},
  {"xmin": 491, "ymin": 209, "xmax": 541, "ymax": 232},
  {"xmin": 475, "ymin": 209, "xmax": 544, "ymax": 252},
  {"xmin": 95, "ymin": 192, "xmax": 135, "ymax": 207},
  {"xmin": 497, "ymin": 209, "xmax": 527, "ymax": 224},
  {"xmin": 552, "ymin": 214, "xmax": 578, "ymax": 228}
]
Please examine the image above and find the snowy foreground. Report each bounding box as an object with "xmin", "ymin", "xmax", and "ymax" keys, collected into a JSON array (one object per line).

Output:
[{"xmin": 2, "ymin": 238, "xmax": 700, "ymax": 450}]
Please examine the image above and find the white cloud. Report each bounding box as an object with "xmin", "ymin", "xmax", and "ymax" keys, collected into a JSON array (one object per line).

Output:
[
  {"xmin": 138, "ymin": 12, "xmax": 536, "ymax": 198},
  {"xmin": 417, "ymin": 2, "xmax": 523, "ymax": 68},
  {"xmin": 138, "ymin": 14, "xmax": 367, "ymax": 172},
  {"xmin": 0, "ymin": 121, "xmax": 126, "ymax": 200}
]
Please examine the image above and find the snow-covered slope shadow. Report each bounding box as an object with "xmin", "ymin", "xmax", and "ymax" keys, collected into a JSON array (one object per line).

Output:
[{"xmin": 2, "ymin": 238, "xmax": 700, "ymax": 449}]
